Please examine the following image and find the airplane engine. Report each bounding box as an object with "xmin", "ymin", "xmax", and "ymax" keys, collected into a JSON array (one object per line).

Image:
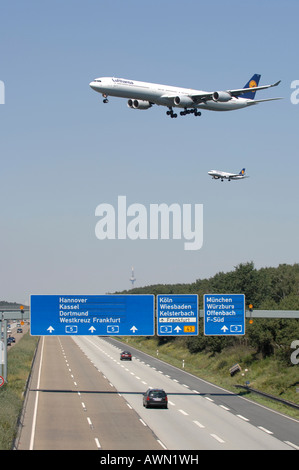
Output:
[
  {"xmin": 174, "ymin": 95, "xmax": 195, "ymax": 107},
  {"xmin": 212, "ymin": 91, "xmax": 232, "ymax": 102},
  {"xmin": 127, "ymin": 99, "xmax": 152, "ymax": 109}
]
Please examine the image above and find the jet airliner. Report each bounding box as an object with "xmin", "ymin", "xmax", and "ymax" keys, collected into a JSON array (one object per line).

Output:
[
  {"xmin": 89, "ymin": 74, "xmax": 281, "ymax": 118},
  {"xmin": 208, "ymin": 168, "xmax": 249, "ymax": 181}
]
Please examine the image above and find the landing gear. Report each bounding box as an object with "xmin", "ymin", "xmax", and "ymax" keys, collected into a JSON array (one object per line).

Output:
[
  {"xmin": 102, "ymin": 94, "xmax": 109, "ymax": 103},
  {"xmin": 167, "ymin": 107, "xmax": 201, "ymax": 118},
  {"xmin": 166, "ymin": 107, "xmax": 177, "ymax": 118},
  {"xmin": 180, "ymin": 108, "xmax": 201, "ymax": 117}
]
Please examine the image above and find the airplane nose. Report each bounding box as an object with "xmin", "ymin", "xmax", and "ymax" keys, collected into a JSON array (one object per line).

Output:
[
  {"xmin": 89, "ymin": 79, "xmax": 103, "ymax": 91},
  {"xmin": 90, "ymin": 80, "xmax": 100, "ymax": 89}
]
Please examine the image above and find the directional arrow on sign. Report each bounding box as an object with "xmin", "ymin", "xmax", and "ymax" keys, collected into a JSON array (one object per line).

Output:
[
  {"xmin": 174, "ymin": 326, "xmax": 182, "ymax": 333},
  {"xmin": 89, "ymin": 326, "xmax": 96, "ymax": 333},
  {"xmin": 221, "ymin": 325, "xmax": 229, "ymax": 333},
  {"xmin": 130, "ymin": 326, "xmax": 138, "ymax": 333},
  {"xmin": 47, "ymin": 326, "xmax": 55, "ymax": 333}
]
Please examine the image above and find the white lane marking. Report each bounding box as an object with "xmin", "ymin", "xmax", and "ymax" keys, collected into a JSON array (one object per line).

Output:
[
  {"xmin": 179, "ymin": 409, "xmax": 188, "ymax": 416},
  {"xmin": 237, "ymin": 414, "xmax": 249, "ymax": 421},
  {"xmin": 87, "ymin": 417, "xmax": 94, "ymax": 429},
  {"xmin": 258, "ymin": 426, "xmax": 273, "ymax": 434},
  {"xmin": 29, "ymin": 336, "xmax": 45, "ymax": 450},
  {"xmin": 210, "ymin": 433, "xmax": 225, "ymax": 443},
  {"xmin": 284, "ymin": 441, "xmax": 299, "ymax": 450},
  {"xmin": 193, "ymin": 420, "xmax": 205, "ymax": 428},
  {"xmin": 95, "ymin": 438, "xmax": 101, "ymax": 449},
  {"xmin": 205, "ymin": 397, "xmax": 214, "ymax": 402},
  {"xmin": 157, "ymin": 439, "xmax": 167, "ymax": 449},
  {"xmin": 219, "ymin": 405, "xmax": 230, "ymax": 411}
]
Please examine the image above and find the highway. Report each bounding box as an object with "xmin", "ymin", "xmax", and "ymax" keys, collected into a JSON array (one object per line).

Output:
[
  {"xmin": 17, "ymin": 335, "xmax": 299, "ymax": 450},
  {"xmin": 17, "ymin": 336, "xmax": 162, "ymax": 450}
]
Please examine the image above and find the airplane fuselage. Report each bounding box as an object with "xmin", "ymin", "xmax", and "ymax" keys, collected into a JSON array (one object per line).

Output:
[
  {"xmin": 208, "ymin": 169, "xmax": 248, "ymax": 181},
  {"xmin": 89, "ymin": 77, "xmax": 251, "ymax": 111}
]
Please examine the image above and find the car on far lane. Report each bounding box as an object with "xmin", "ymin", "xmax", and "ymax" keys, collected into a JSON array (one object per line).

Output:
[
  {"xmin": 143, "ymin": 388, "xmax": 168, "ymax": 409},
  {"xmin": 120, "ymin": 351, "xmax": 132, "ymax": 361},
  {"xmin": 17, "ymin": 328, "xmax": 23, "ymax": 333}
]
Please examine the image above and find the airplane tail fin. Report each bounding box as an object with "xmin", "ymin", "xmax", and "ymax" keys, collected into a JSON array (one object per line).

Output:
[
  {"xmin": 242, "ymin": 74, "xmax": 261, "ymax": 99},
  {"xmin": 239, "ymin": 168, "xmax": 246, "ymax": 175}
]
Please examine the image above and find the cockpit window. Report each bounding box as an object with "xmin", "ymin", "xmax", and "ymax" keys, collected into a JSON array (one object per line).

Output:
[{"xmin": 94, "ymin": 79, "xmax": 101, "ymax": 82}]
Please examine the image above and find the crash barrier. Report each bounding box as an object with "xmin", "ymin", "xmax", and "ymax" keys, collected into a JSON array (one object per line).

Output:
[{"xmin": 235, "ymin": 385, "xmax": 299, "ymax": 410}]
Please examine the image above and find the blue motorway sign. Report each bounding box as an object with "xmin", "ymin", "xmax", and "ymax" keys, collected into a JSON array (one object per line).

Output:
[
  {"xmin": 30, "ymin": 295, "xmax": 154, "ymax": 336},
  {"xmin": 157, "ymin": 295, "xmax": 198, "ymax": 336},
  {"xmin": 204, "ymin": 294, "xmax": 245, "ymax": 336}
]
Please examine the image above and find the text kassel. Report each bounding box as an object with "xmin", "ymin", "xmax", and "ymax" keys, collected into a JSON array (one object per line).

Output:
[{"xmin": 95, "ymin": 196, "xmax": 203, "ymax": 251}]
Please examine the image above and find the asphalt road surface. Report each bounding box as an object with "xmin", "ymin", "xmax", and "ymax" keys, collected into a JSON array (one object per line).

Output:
[
  {"xmin": 17, "ymin": 336, "xmax": 162, "ymax": 450},
  {"xmin": 17, "ymin": 335, "xmax": 299, "ymax": 450}
]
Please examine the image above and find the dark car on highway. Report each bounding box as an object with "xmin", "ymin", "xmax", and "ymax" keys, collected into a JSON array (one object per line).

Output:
[
  {"xmin": 120, "ymin": 351, "xmax": 132, "ymax": 361},
  {"xmin": 143, "ymin": 388, "xmax": 168, "ymax": 409}
]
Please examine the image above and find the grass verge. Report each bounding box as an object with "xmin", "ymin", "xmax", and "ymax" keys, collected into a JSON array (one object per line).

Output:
[{"xmin": 0, "ymin": 333, "xmax": 39, "ymax": 450}]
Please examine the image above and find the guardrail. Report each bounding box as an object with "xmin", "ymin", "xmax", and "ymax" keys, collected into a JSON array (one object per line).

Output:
[{"xmin": 235, "ymin": 385, "xmax": 299, "ymax": 410}]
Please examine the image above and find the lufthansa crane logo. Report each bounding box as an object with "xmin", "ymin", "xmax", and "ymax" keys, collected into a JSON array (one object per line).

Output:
[{"xmin": 249, "ymin": 80, "xmax": 257, "ymax": 88}]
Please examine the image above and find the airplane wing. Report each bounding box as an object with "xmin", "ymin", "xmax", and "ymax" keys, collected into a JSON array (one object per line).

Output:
[
  {"xmin": 230, "ymin": 174, "xmax": 249, "ymax": 178},
  {"xmin": 161, "ymin": 92, "xmax": 217, "ymax": 104},
  {"xmin": 186, "ymin": 80, "xmax": 281, "ymax": 103},
  {"xmin": 247, "ymin": 97, "xmax": 283, "ymax": 105},
  {"xmin": 228, "ymin": 80, "xmax": 281, "ymax": 98}
]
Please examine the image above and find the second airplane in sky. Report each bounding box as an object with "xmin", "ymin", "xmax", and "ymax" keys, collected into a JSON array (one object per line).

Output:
[
  {"xmin": 208, "ymin": 168, "xmax": 249, "ymax": 181},
  {"xmin": 89, "ymin": 74, "xmax": 281, "ymax": 118}
]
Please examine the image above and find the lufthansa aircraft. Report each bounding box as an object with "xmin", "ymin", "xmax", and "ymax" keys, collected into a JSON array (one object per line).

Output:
[
  {"xmin": 208, "ymin": 168, "xmax": 249, "ymax": 181},
  {"xmin": 89, "ymin": 74, "xmax": 281, "ymax": 118}
]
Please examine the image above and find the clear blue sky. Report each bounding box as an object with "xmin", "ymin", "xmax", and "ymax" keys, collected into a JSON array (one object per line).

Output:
[{"xmin": 0, "ymin": 0, "xmax": 298, "ymax": 303}]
